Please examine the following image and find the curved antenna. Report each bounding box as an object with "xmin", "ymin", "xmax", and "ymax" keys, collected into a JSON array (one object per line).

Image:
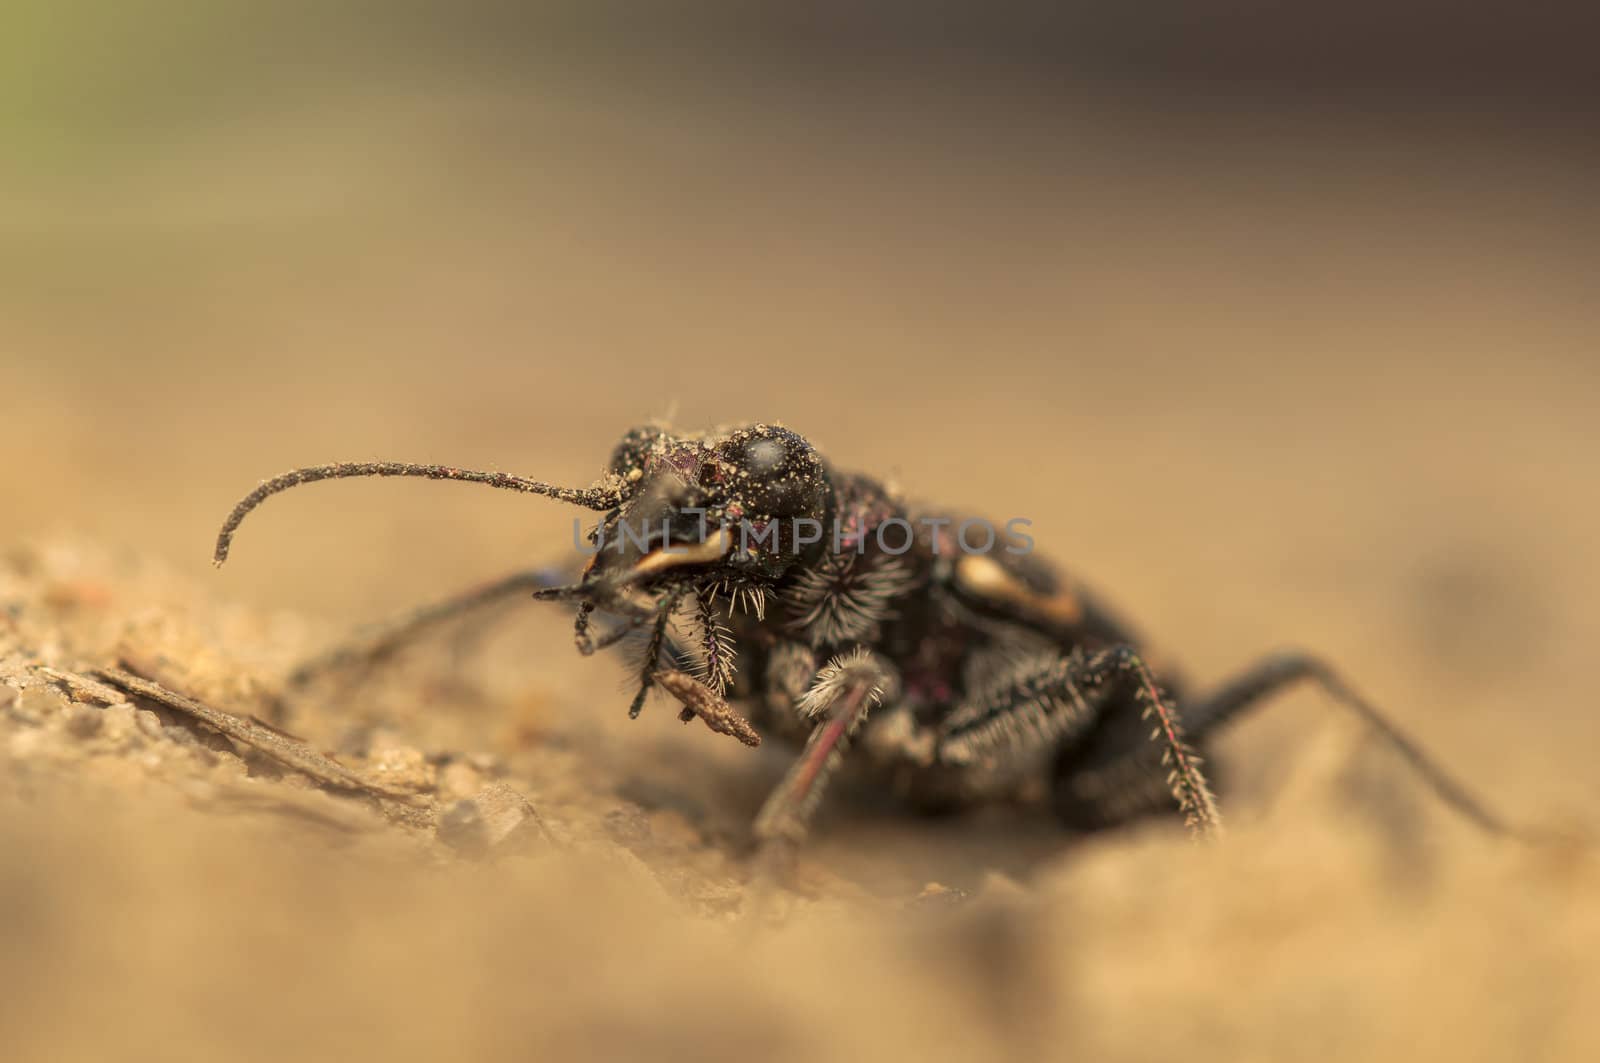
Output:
[{"xmin": 214, "ymin": 461, "xmax": 622, "ymax": 565}]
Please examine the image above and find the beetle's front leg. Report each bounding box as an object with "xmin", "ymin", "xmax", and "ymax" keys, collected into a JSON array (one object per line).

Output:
[
  {"xmin": 753, "ymin": 648, "xmax": 900, "ymax": 850},
  {"xmin": 283, "ymin": 565, "xmax": 567, "ymax": 693}
]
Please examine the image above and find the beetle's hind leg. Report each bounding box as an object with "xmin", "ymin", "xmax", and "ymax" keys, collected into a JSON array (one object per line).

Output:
[
  {"xmin": 1053, "ymin": 650, "xmax": 1511, "ymax": 838},
  {"xmin": 1185, "ymin": 651, "xmax": 1508, "ymax": 835}
]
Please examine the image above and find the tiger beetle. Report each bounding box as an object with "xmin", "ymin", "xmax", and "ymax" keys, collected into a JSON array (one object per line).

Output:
[{"xmin": 213, "ymin": 423, "xmax": 1509, "ymax": 859}]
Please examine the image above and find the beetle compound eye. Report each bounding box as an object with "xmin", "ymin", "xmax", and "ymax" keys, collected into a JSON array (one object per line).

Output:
[
  {"xmin": 717, "ymin": 426, "xmax": 828, "ymax": 521},
  {"xmin": 745, "ymin": 437, "xmax": 787, "ymax": 476},
  {"xmin": 751, "ymin": 476, "xmax": 821, "ymax": 520}
]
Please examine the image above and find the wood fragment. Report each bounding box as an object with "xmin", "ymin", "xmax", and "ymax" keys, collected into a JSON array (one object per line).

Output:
[
  {"xmin": 35, "ymin": 666, "xmax": 128, "ymax": 706},
  {"xmin": 93, "ymin": 663, "xmax": 427, "ymax": 802}
]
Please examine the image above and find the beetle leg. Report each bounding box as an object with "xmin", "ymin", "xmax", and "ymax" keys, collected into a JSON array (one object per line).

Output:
[
  {"xmin": 1184, "ymin": 651, "xmax": 1508, "ymax": 835},
  {"xmin": 936, "ymin": 650, "xmax": 1102, "ymax": 775},
  {"xmin": 1088, "ymin": 646, "xmax": 1221, "ymax": 837},
  {"xmin": 942, "ymin": 646, "xmax": 1221, "ymax": 838},
  {"xmin": 752, "ymin": 648, "xmax": 898, "ymax": 850},
  {"xmin": 284, "ymin": 566, "xmax": 566, "ymax": 692}
]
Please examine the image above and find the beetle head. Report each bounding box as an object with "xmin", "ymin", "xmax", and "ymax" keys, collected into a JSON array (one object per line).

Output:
[{"xmin": 577, "ymin": 423, "xmax": 833, "ymax": 605}]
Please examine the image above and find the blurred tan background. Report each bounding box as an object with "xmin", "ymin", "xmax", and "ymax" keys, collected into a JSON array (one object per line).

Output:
[{"xmin": 3, "ymin": 4, "xmax": 1598, "ymax": 1060}]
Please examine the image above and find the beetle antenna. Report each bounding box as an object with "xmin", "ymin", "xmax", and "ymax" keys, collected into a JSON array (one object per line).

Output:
[{"xmin": 214, "ymin": 461, "xmax": 623, "ymax": 566}]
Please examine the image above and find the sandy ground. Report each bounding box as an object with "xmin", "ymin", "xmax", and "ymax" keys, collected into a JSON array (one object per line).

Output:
[{"xmin": 5, "ymin": 19, "xmax": 1600, "ymax": 1061}]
